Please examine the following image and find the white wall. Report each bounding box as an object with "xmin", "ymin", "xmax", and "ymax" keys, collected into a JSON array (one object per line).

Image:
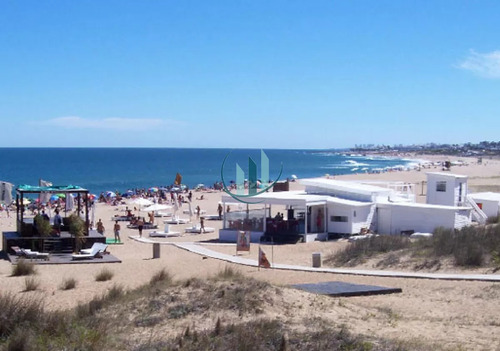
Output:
[
  {"xmin": 377, "ymin": 204, "xmax": 459, "ymax": 235},
  {"xmin": 472, "ymin": 199, "xmax": 499, "ymax": 218},
  {"xmin": 327, "ymin": 203, "xmax": 371, "ymax": 234},
  {"xmin": 427, "ymin": 174, "xmax": 467, "ymax": 207}
]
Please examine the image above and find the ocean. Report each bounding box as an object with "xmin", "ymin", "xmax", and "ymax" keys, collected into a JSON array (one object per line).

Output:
[{"xmin": 0, "ymin": 148, "xmax": 420, "ymax": 196}]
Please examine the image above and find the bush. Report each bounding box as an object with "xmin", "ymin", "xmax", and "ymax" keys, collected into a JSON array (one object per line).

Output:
[
  {"xmin": 11, "ymin": 259, "xmax": 36, "ymax": 276},
  {"xmin": 60, "ymin": 277, "xmax": 77, "ymax": 290},
  {"xmin": 24, "ymin": 276, "xmax": 40, "ymax": 291},
  {"xmin": 95, "ymin": 268, "xmax": 114, "ymax": 282}
]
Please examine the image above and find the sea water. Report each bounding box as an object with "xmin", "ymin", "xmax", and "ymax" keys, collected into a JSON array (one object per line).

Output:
[{"xmin": 0, "ymin": 148, "xmax": 419, "ymax": 196}]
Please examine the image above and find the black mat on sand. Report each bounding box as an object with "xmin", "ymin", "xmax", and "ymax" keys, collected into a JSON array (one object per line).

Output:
[{"xmin": 292, "ymin": 281, "xmax": 402, "ymax": 297}]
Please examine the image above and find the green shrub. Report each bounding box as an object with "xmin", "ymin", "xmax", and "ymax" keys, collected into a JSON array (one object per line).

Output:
[{"xmin": 11, "ymin": 259, "xmax": 36, "ymax": 276}]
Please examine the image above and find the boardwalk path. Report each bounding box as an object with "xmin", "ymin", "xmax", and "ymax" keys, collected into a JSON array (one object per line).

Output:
[{"xmin": 130, "ymin": 236, "xmax": 500, "ymax": 282}]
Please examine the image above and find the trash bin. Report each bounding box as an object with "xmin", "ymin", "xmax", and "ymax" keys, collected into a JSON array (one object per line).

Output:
[
  {"xmin": 312, "ymin": 252, "xmax": 321, "ymax": 268},
  {"xmin": 153, "ymin": 243, "xmax": 160, "ymax": 259}
]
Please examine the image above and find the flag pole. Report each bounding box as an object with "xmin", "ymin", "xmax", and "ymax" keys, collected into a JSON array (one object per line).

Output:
[
  {"xmin": 271, "ymin": 236, "xmax": 274, "ymax": 269},
  {"xmin": 258, "ymin": 242, "xmax": 260, "ymax": 271}
]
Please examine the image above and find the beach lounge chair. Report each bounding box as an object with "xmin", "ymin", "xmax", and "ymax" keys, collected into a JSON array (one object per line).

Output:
[
  {"xmin": 165, "ymin": 216, "xmax": 190, "ymax": 224},
  {"xmin": 72, "ymin": 243, "xmax": 107, "ymax": 260},
  {"xmin": 11, "ymin": 246, "xmax": 50, "ymax": 260},
  {"xmin": 184, "ymin": 225, "xmax": 215, "ymax": 234},
  {"xmin": 80, "ymin": 242, "xmax": 108, "ymax": 255}
]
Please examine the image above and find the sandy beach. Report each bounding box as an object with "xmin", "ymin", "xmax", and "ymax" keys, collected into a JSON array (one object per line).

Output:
[{"xmin": 1, "ymin": 153, "xmax": 500, "ymax": 349}]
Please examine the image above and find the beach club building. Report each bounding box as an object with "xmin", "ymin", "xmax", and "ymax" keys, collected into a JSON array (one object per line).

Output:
[{"xmin": 218, "ymin": 173, "xmax": 476, "ymax": 243}]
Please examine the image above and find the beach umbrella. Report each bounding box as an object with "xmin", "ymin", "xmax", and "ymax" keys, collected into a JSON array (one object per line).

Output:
[
  {"xmin": 21, "ymin": 198, "xmax": 31, "ymax": 205},
  {"xmin": 50, "ymin": 194, "xmax": 59, "ymax": 202},
  {"xmin": 106, "ymin": 191, "xmax": 116, "ymax": 197},
  {"xmin": 291, "ymin": 174, "xmax": 298, "ymax": 180},
  {"xmin": 149, "ymin": 187, "xmax": 159, "ymax": 192}
]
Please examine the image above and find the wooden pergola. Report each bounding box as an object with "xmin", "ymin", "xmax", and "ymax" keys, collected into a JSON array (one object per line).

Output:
[{"xmin": 16, "ymin": 184, "xmax": 90, "ymax": 236}]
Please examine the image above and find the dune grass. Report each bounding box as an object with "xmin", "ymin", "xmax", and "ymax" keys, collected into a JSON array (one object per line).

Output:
[
  {"xmin": 326, "ymin": 224, "xmax": 500, "ymax": 268},
  {"xmin": 11, "ymin": 259, "xmax": 36, "ymax": 276}
]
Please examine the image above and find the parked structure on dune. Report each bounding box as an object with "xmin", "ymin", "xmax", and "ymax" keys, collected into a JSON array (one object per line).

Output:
[{"xmin": 219, "ymin": 172, "xmax": 491, "ymax": 243}]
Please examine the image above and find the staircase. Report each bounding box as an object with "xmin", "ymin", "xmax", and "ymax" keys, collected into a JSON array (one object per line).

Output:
[
  {"xmin": 364, "ymin": 204, "xmax": 377, "ymax": 232},
  {"xmin": 466, "ymin": 195, "xmax": 487, "ymax": 225}
]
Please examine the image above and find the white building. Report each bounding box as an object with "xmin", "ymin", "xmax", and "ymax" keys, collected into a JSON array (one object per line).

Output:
[
  {"xmin": 218, "ymin": 174, "xmax": 474, "ymax": 243},
  {"xmin": 468, "ymin": 192, "xmax": 500, "ymax": 219},
  {"xmin": 426, "ymin": 172, "xmax": 468, "ymax": 207}
]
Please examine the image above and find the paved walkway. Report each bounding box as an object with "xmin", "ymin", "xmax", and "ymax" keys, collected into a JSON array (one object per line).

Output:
[{"xmin": 130, "ymin": 236, "xmax": 500, "ymax": 282}]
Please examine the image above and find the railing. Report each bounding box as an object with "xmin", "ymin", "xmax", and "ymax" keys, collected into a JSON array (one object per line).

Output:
[{"xmin": 466, "ymin": 195, "xmax": 487, "ymax": 224}]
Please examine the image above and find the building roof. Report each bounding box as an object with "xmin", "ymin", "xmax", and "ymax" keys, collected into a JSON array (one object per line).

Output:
[
  {"xmin": 221, "ymin": 191, "xmax": 329, "ymax": 207},
  {"xmin": 377, "ymin": 201, "xmax": 471, "ymax": 211},
  {"xmin": 299, "ymin": 178, "xmax": 392, "ymax": 196},
  {"xmin": 17, "ymin": 185, "xmax": 88, "ymax": 194},
  {"xmin": 326, "ymin": 197, "xmax": 373, "ymax": 207},
  {"xmin": 426, "ymin": 172, "xmax": 468, "ymax": 179},
  {"xmin": 469, "ymin": 192, "xmax": 500, "ymax": 202}
]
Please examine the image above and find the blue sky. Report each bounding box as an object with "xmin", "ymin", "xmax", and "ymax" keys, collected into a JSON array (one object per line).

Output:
[{"xmin": 1, "ymin": 1, "xmax": 499, "ymax": 149}]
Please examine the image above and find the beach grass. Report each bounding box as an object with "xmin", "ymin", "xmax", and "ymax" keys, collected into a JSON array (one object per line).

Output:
[
  {"xmin": 95, "ymin": 268, "xmax": 114, "ymax": 282},
  {"xmin": 326, "ymin": 224, "xmax": 500, "ymax": 269},
  {"xmin": 11, "ymin": 259, "xmax": 36, "ymax": 276},
  {"xmin": 60, "ymin": 277, "xmax": 77, "ymax": 290}
]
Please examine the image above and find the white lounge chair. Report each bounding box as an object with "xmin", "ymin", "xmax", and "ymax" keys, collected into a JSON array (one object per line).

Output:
[
  {"xmin": 21, "ymin": 249, "xmax": 50, "ymax": 260},
  {"xmin": 80, "ymin": 242, "xmax": 108, "ymax": 255},
  {"xmin": 72, "ymin": 243, "xmax": 107, "ymax": 260},
  {"xmin": 165, "ymin": 217, "xmax": 190, "ymax": 224},
  {"xmin": 184, "ymin": 225, "xmax": 215, "ymax": 234}
]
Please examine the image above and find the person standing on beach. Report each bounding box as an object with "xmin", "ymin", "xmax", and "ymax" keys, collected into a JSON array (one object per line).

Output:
[
  {"xmin": 200, "ymin": 216, "xmax": 206, "ymax": 233},
  {"xmin": 53, "ymin": 209, "xmax": 62, "ymax": 236},
  {"xmin": 137, "ymin": 217, "xmax": 144, "ymax": 237},
  {"xmin": 217, "ymin": 203, "xmax": 223, "ymax": 220},
  {"xmin": 113, "ymin": 220, "xmax": 121, "ymax": 242}
]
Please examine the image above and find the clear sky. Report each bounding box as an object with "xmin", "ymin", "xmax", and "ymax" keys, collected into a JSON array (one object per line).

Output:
[{"xmin": 1, "ymin": 1, "xmax": 499, "ymax": 149}]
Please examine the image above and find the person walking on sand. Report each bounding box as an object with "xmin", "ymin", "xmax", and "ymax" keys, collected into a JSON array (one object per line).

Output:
[
  {"xmin": 137, "ymin": 217, "xmax": 144, "ymax": 237},
  {"xmin": 113, "ymin": 220, "xmax": 121, "ymax": 242},
  {"xmin": 97, "ymin": 219, "xmax": 105, "ymax": 235}
]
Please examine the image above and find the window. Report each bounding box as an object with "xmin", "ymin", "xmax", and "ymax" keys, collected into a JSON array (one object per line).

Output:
[
  {"xmin": 353, "ymin": 210, "xmax": 357, "ymax": 217},
  {"xmin": 436, "ymin": 181, "xmax": 446, "ymax": 192},
  {"xmin": 331, "ymin": 216, "xmax": 348, "ymax": 222}
]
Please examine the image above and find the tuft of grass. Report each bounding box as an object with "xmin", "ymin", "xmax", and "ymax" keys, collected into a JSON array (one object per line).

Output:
[
  {"xmin": 95, "ymin": 268, "xmax": 114, "ymax": 282},
  {"xmin": 0, "ymin": 293, "xmax": 44, "ymax": 339},
  {"xmin": 11, "ymin": 259, "xmax": 36, "ymax": 276},
  {"xmin": 60, "ymin": 277, "xmax": 77, "ymax": 290},
  {"xmin": 215, "ymin": 265, "xmax": 243, "ymax": 280},
  {"xmin": 24, "ymin": 276, "xmax": 40, "ymax": 292},
  {"xmin": 149, "ymin": 268, "xmax": 173, "ymax": 286}
]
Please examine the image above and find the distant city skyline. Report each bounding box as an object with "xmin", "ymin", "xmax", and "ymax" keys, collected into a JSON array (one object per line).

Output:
[{"xmin": 1, "ymin": 1, "xmax": 499, "ymax": 149}]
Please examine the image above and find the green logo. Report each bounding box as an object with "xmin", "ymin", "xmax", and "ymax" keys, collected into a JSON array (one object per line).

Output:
[{"xmin": 220, "ymin": 150, "xmax": 283, "ymax": 204}]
